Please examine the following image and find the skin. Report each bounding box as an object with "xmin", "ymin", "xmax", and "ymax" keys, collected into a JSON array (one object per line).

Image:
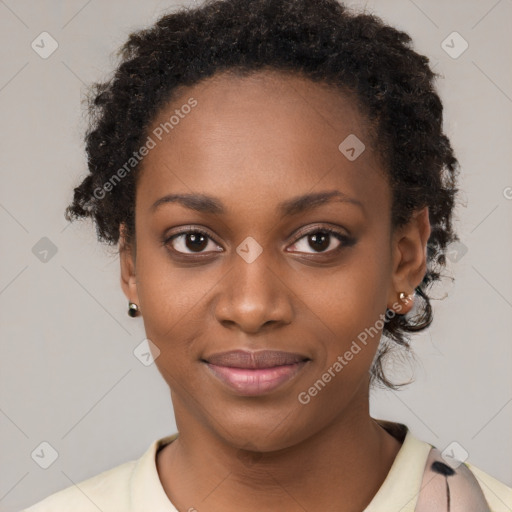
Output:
[{"xmin": 120, "ymin": 70, "xmax": 431, "ymax": 512}]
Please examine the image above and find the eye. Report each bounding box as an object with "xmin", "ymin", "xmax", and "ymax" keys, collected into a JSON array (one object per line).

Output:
[
  {"xmin": 165, "ymin": 228, "xmax": 223, "ymax": 255},
  {"xmin": 287, "ymin": 227, "xmax": 354, "ymax": 255},
  {"xmin": 163, "ymin": 225, "xmax": 354, "ymax": 258}
]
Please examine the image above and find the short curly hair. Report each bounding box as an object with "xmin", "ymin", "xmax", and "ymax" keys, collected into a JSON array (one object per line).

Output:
[{"xmin": 65, "ymin": 0, "xmax": 459, "ymax": 390}]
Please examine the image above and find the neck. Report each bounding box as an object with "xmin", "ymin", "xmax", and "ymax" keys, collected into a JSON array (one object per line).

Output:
[{"xmin": 157, "ymin": 395, "xmax": 402, "ymax": 512}]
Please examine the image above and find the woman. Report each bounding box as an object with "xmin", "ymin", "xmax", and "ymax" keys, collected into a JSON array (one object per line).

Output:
[{"xmin": 24, "ymin": 0, "xmax": 512, "ymax": 510}]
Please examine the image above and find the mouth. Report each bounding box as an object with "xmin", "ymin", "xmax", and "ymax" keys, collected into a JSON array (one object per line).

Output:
[{"xmin": 202, "ymin": 350, "xmax": 311, "ymax": 396}]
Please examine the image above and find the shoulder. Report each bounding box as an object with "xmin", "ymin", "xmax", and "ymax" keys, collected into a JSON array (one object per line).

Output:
[
  {"xmin": 21, "ymin": 434, "xmax": 179, "ymax": 512},
  {"xmin": 21, "ymin": 459, "xmax": 137, "ymax": 512},
  {"xmin": 415, "ymin": 444, "xmax": 512, "ymax": 512},
  {"xmin": 465, "ymin": 460, "xmax": 512, "ymax": 512}
]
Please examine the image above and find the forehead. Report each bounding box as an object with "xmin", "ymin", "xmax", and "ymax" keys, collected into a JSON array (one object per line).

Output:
[
  {"xmin": 136, "ymin": 69, "xmax": 387, "ymax": 218},
  {"xmin": 146, "ymin": 69, "xmax": 370, "ymax": 151}
]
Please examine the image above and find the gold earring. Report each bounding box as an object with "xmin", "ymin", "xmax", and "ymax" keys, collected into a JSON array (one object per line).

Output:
[
  {"xmin": 398, "ymin": 291, "xmax": 414, "ymax": 304},
  {"xmin": 128, "ymin": 302, "xmax": 139, "ymax": 317}
]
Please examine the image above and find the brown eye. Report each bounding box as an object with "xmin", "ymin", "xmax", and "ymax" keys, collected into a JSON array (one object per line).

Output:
[
  {"xmin": 167, "ymin": 229, "xmax": 222, "ymax": 254},
  {"xmin": 287, "ymin": 228, "xmax": 353, "ymax": 255},
  {"xmin": 307, "ymin": 231, "xmax": 331, "ymax": 252}
]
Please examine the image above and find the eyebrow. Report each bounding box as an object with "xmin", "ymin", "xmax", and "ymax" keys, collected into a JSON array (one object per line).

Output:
[{"xmin": 150, "ymin": 190, "xmax": 364, "ymax": 216}]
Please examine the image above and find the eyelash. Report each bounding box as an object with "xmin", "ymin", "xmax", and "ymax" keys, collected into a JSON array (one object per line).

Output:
[{"xmin": 163, "ymin": 224, "xmax": 355, "ymax": 259}]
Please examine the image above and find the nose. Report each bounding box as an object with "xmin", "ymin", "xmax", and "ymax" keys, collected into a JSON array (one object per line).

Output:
[{"xmin": 213, "ymin": 248, "xmax": 294, "ymax": 334}]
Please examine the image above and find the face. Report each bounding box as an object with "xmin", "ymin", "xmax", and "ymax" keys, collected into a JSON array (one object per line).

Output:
[{"xmin": 120, "ymin": 70, "xmax": 430, "ymax": 451}]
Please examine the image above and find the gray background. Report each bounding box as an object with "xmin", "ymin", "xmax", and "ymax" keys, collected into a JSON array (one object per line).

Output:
[{"xmin": 1, "ymin": 0, "xmax": 511, "ymax": 510}]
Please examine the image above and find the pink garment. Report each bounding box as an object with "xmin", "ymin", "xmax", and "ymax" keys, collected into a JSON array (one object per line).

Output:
[{"xmin": 415, "ymin": 446, "xmax": 492, "ymax": 511}]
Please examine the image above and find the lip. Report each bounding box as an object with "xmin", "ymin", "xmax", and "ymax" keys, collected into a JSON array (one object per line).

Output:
[
  {"xmin": 204, "ymin": 349, "xmax": 309, "ymax": 368},
  {"xmin": 202, "ymin": 350, "xmax": 310, "ymax": 396}
]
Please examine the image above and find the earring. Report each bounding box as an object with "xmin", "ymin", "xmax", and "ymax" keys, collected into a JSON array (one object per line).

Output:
[
  {"xmin": 128, "ymin": 302, "xmax": 139, "ymax": 317},
  {"xmin": 398, "ymin": 291, "xmax": 414, "ymax": 304}
]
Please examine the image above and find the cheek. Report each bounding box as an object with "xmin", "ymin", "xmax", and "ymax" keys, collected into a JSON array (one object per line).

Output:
[
  {"xmin": 134, "ymin": 243, "xmax": 206, "ymax": 344},
  {"xmin": 298, "ymin": 249, "xmax": 390, "ymax": 336},
  {"xmin": 297, "ymin": 249, "xmax": 391, "ymax": 383}
]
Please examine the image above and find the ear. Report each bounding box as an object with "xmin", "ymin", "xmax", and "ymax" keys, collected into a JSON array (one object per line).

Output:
[
  {"xmin": 387, "ymin": 206, "xmax": 431, "ymax": 314},
  {"xmin": 119, "ymin": 223, "xmax": 139, "ymax": 307}
]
